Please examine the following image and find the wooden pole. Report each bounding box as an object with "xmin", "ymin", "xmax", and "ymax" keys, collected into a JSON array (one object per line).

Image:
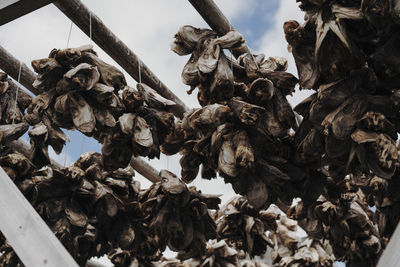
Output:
[
  {"xmin": 377, "ymin": 220, "xmax": 400, "ymax": 266},
  {"xmin": 188, "ymin": 0, "xmax": 251, "ymax": 58},
  {"xmin": 53, "ymin": 0, "xmax": 189, "ymax": 118},
  {"xmin": 0, "ymin": 0, "xmax": 54, "ymax": 26},
  {"xmin": 131, "ymin": 157, "xmax": 161, "ymax": 183},
  {"xmin": 0, "ymin": 45, "xmax": 162, "ymax": 183},
  {"xmin": 0, "ymin": 45, "xmax": 40, "ymax": 95},
  {"xmin": 0, "ymin": 166, "xmax": 79, "ymax": 267}
]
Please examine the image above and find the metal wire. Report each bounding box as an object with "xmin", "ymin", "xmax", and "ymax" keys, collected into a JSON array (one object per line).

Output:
[
  {"xmin": 12, "ymin": 62, "xmax": 22, "ymax": 124},
  {"xmin": 138, "ymin": 59, "xmax": 142, "ymax": 84},
  {"xmin": 63, "ymin": 139, "xmax": 68, "ymax": 167},
  {"xmin": 66, "ymin": 21, "xmax": 73, "ymax": 48},
  {"xmin": 89, "ymin": 11, "xmax": 92, "ymax": 45}
]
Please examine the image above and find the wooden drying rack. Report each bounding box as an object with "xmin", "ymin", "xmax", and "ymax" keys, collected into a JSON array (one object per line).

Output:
[{"xmin": 0, "ymin": 0, "xmax": 397, "ymax": 266}]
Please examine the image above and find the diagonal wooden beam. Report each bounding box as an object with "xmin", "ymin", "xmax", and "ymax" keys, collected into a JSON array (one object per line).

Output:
[
  {"xmin": 0, "ymin": 45, "xmax": 161, "ymax": 183},
  {"xmin": 188, "ymin": 0, "xmax": 251, "ymax": 58},
  {"xmin": 53, "ymin": 0, "xmax": 189, "ymax": 118},
  {"xmin": 0, "ymin": 44, "xmax": 40, "ymax": 95},
  {"xmin": 377, "ymin": 221, "xmax": 400, "ymax": 267},
  {"xmin": 0, "ymin": 166, "xmax": 79, "ymax": 267},
  {"xmin": 0, "ymin": 0, "xmax": 54, "ymax": 26}
]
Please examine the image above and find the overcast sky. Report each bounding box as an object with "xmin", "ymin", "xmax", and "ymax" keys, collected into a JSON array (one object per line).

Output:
[{"xmin": 0, "ymin": 0, "xmax": 320, "ymax": 264}]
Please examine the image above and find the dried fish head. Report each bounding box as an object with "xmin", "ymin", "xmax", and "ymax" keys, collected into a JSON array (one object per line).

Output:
[
  {"xmin": 69, "ymin": 93, "xmax": 96, "ymax": 134},
  {"xmin": 82, "ymin": 52, "xmax": 127, "ymax": 91},
  {"xmin": 133, "ymin": 116, "xmax": 153, "ymax": 148},
  {"xmin": 0, "ymin": 123, "xmax": 29, "ymax": 145},
  {"xmin": 218, "ymin": 138, "xmax": 238, "ymax": 178},
  {"xmin": 63, "ymin": 63, "xmax": 100, "ymax": 92},
  {"xmin": 351, "ymin": 130, "xmax": 398, "ymax": 178},
  {"xmin": 260, "ymin": 56, "xmax": 288, "ymax": 72},
  {"xmin": 214, "ymin": 30, "xmax": 246, "ymax": 49},
  {"xmin": 160, "ymin": 170, "xmax": 187, "ymax": 195},
  {"xmin": 209, "ymin": 53, "xmax": 234, "ymax": 102},
  {"xmin": 248, "ymin": 78, "xmax": 275, "ymax": 105},
  {"xmin": 137, "ymin": 83, "xmax": 176, "ymax": 110},
  {"xmin": 54, "ymin": 47, "xmax": 82, "ymax": 65},
  {"xmin": 171, "ymin": 25, "xmax": 216, "ymax": 55},
  {"xmin": 197, "ymin": 39, "xmax": 220, "ymax": 74},
  {"xmin": 182, "ymin": 50, "xmax": 201, "ymax": 88},
  {"xmin": 122, "ymin": 86, "xmax": 144, "ymax": 111},
  {"xmin": 358, "ymin": 111, "xmax": 394, "ymax": 134},
  {"xmin": 228, "ymin": 98, "xmax": 265, "ymax": 126}
]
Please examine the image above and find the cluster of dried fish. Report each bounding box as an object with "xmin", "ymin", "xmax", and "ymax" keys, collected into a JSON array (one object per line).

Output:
[
  {"xmin": 287, "ymin": 186, "xmax": 382, "ymax": 266},
  {"xmin": 0, "ymin": 73, "xmax": 31, "ymax": 146},
  {"xmin": 0, "ymin": 149, "xmax": 152, "ymax": 266},
  {"xmin": 213, "ymin": 197, "xmax": 334, "ymax": 266},
  {"xmin": 281, "ymin": 0, "xmax": 400, "ymax": 264},
  {"xmin": 159, "ymin": 240, "xmax": 244, "ymax": 267},
  {"xmin": 27, "ymin": 45, "xmax": 176, "ymax": 169},
  {"xmin": 94, "ymin": 170, "xmax": 222, "ymax": 266},
  {"xmin": 214, "ymin": 196, "xmax": 273, "ymax": 257},
  {"xmin": 265, "ymin": 204, "xmax": 334, "ymax": 267},
  {"xmin": 139, "ymin": 170, "xmax": 220, "ymax": 260},
  {"xmin": 170, "ymin": 26, "xmax": 326, "ymax": 209},
  {"xmin": 0, "ymin": 72, "xmax": 32, "ymax": 125}
]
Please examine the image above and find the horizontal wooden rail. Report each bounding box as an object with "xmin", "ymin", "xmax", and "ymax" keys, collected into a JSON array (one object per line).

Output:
[
  {"xmin": 0, "ymin": 0, "xmax": 54, "ymax": 26},
  {"xmin": 0, "ymin": 45, "xmax": 40, "ymax": 95},
  {"xmin": 53, "ymin": 0, "xmax": 189, "ymax": 118},
  {"xmin": 188, "ymin": 0, "xmax": 251, "ymax": 58}
]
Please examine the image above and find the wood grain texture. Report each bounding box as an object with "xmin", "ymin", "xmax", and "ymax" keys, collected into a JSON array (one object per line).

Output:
[
  {"xmin": 53, "ymin": 0, "xmax": 189, "ymax": 118},
  {"xmin": 0, "ymin": 166, "xmax": 79, "ymax": 267},
  {"xmin": 130, "ymin": 156, "xmax": 161, "ymax": 183},
  {"xmin": 0, "ymin": 0, "xmax": 54, "ymax": 26},
  {"xmin": 0, "ymin": 45, "xmax": 40, "ymax": 95},
  {"xmin": 377, "ymin": 222, "xmax": 400, "ymax": 267},
  {"xmin": 188, "ymin": 0, "xmax": 251, "ymax": 58}
]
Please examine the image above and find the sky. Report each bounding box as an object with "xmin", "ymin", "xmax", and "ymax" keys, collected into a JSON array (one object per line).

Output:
[{"xmin": 0, "ymin": 0, "xmax": 336, "ymax": 265}]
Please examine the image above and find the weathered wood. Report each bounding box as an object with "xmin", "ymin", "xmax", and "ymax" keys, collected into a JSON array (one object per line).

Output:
[
  {"xmin": 0, "ymin": 45, "xmax": 40, "ymax": 95},
  {"xmin": 130, "ymin": 156, "xmax": 161, "ymax": 183},
  {"xmin": 377, "ymin": 221, "xmax": 400, "ymax": 267},
  {"xmin": 86, "ymin": 260, "xmax": 108, "ymax": 267},
  {"xmin": 188, "ymin": 0, "xmax": 251, "ymax": 58},
  {"xmin": 53, "ymin": 0, "xmax": 189, "ymax": 118},
  {"xmin": 0, "ymin": 0, "xmax": 54, "ymax": 26},
  {"xmin": 0, "ymin": 166, "xmax": 79, "ymax": 267}
]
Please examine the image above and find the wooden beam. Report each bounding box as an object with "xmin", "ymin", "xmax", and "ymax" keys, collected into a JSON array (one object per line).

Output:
[
  {"xmin": 377, "ymin": 221, "xmax": 400, "ymax": 266},
  {"xmin": 188, "ymin": 0, "xmax": 251, "ymax": 58},
  {"xmin": 0, "ymin": 166, "xmax": 79, "ymax": 267},
  {"xmin": 53, "ymin": 0, "xmax": 189, "ymax": 118},
  {"xmin": 131, "ymin": 157, "xmax": 161, "ymax": 183},
  {"xmin": 0, "ymin": 0, "xmax": 54, "ymax": 26},
  {"xmin": 0, "ymin": 45, "xmax": 40, "ymax": 95}
]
